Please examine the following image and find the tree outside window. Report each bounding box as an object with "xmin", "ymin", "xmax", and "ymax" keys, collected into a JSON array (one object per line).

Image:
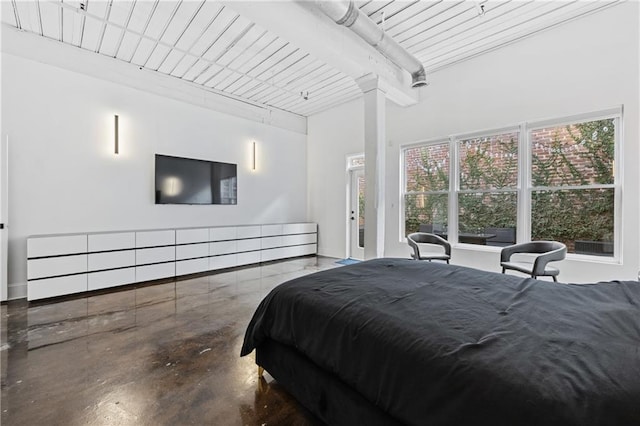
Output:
[
  {"xmin": 531, "ymin": 118, "xmax": 615, "ymax": 255},
  {"xmin": 404, "ymin": 142, "xmax": 449, "ymax": 236},
  {"xmin": 402, "ymin": 113, "xmax": 618, "ymax": 256}
]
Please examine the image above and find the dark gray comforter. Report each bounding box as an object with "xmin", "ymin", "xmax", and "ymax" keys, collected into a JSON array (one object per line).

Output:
[{"xmin": 241, "ymin": 258, "xmax": 640, "ymax": 425}]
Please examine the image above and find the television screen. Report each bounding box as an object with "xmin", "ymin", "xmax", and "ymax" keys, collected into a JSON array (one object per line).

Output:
[{"xmin": 155, "ymin": 154, "xmax": 237, "ymax": 205}]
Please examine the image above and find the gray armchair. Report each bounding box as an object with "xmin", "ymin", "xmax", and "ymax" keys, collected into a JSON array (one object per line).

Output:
[
  {"xmin": 500, "ymin": 241, "xmax": 567, "ymax": 282},
  {"xmin": 407, "ymin": 233, "xmax": 451, "ymax": 264}
]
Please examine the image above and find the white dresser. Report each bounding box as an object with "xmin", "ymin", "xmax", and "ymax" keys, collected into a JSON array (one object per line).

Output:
[{"xmin": 27, "ymin": 222, "xmax": 317, "ymax": 301}]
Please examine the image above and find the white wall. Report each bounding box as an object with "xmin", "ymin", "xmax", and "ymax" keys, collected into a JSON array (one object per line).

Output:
[
  {"xmin": 308, "ymin": 2, "xmax": 639, "ymax": 283},
  {"xmin": 307, "ymin": 99, "xmax": 364, "ymax": 257},
  {"xmin": 1, "ymin": 53, "xmax": 307, "ymax": 299}
]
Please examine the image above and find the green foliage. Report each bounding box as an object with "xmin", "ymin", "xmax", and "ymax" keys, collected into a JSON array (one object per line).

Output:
[
  {"xmin": 458, "ymin": 137, "xmax": 518, "ymax": 232},
  {"xmin": 405, "ymin": 120, "xmax": 615, "ymax": 248},
  {"xmin": 531, "ymin": 119, "xmax": 615, "ymax": 246}
]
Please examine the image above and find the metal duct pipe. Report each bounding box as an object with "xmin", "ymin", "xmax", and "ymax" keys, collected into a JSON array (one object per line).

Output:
[{"xmin": 315, "ymin": 0, "xmax": 427, "ymax": 88}]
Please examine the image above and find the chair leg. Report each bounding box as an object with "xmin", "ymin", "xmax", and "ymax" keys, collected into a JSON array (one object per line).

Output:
[
  {"xmin": 446, "ymin": 259, "xmax": 449, "ymax": 264},
  {"xmin": 501, "ymin": 267, "xmax": 505, "ymax": 274},
  {"xmin": 552, "ymin": 276, "xmax": 557, "ymax": 282}
]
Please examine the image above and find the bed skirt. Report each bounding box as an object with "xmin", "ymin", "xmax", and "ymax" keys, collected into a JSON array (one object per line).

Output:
[{"xmin": 256, "ymin": 339, "xmax": 403, "ymax": 426}]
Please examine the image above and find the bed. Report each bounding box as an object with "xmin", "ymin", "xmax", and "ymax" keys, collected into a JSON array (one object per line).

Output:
[{"xmin": 240, "ymin": 258, "xmax": 640, "ymax": 425}]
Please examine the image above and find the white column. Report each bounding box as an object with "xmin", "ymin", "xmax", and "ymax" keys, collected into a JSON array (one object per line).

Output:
[{"xmin": 357, "ymin": 75, "xmax": 386, "ymax": 260}]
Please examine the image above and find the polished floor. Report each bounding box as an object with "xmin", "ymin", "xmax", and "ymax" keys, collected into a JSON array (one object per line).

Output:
[{"xmin": 1, "ymin": 256, "xmax": 340, "ymax": 425}]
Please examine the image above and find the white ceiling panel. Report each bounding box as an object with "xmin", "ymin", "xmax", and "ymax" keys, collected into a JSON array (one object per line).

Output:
[
  {"xmin": 248, "ymin": 45, "xmax": 298, "ymax": 78},
  {"xmin": 5, "ymin": 0, "xmax": 622, "ymax": 117},
  {"xmin": 173, "ymin": 2, "xmax": 223, "ymax": 51},
  {"xmin": 404, "ymin": 1, "xmax": 521, "ymax": 53},
  {"xmin": 130, "ymin": 36, "xmax": 156, "ymax": 66},
  {"xmin": 366, "ymin": 1, "xmax": 419, "ymax": 25},
  {"xmin": 383, "ymin": 1, "xmax": 444, "ymax": 33},
  {"xmin": 80, "ymin": 16, "xmax": 102, "ymax": 51},
  {"xmin": 86, "ymin": 1, "xmax": 109, "ymax": 24},
  {"xmin": 39, "ymin": 2, "xmax": 60, "ymax": 39},
  {"xmin": 189, "ymin": 6, "xmax": 237, "ymax": 56},
  {"xmin": 225, "ymin": 32, "xmax": 279, "ymax": 73},
  {"xmin": 98, "ymin": 25, "xmax": 122, "ymax": 56},
  {"xmin": 157, "ymin": 49, "xmax": 186, "ymax": 74},
  {"xmin": 192, "ymin": 62, "xmax": 223, "ymax": 85},
  {"xmin": 203, "ymin": 68, "xmax": 235, "ymax": 88},
  {"xmin": 218, "ymin": 23, "xmax": 267, "ymax": 66},
  {"xmin": 221, "ymin": 75, "xmax": 254, "ymax": 94},
  {"xmin": 144, "ymin": 44, "xmax": 172, "ymax": 70},
  {"xmin": 181, "ymin": 58, "xmax": 210, "ymax": 82},
  {"xmin": 114, "ymin": 30, "xmax": 139, "ymax": 60},
  {"xmin": 1, "ymin": 1, "xmax": 17, "ymax": 27},
  {"xmin": 160, "ymin": 0, "xmax": 204, "ymax": 45},
  {"xmin": 396, "ymin": 2, "xmax": 472, "ymax": 44},
  {"xmin": 126, "ymin": 0, "xmax": 158, "ymax": 34},
  {"xmin": 143, "ymin": 1, "xmax": 180, "ymax": 40},
  {"xmin": 61, "ymin": 7, "xmax": 77, "ymax": 43},
  {"xmin": 201, "ymin": 17, "xmax": 253, "ymax": 62},
  {"xmin": 169, "ymin": 55, "xmax": 199, "ymax": 77},
  {"xmin": 14, "ymin": 1, "xmax": 41, "ymax": 34},
  {"xmin": 107, "ymin": 1, "xmax": 133, "ymax": 27}
]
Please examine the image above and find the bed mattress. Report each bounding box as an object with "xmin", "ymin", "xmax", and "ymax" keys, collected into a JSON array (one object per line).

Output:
[{"xmin": 241, "ymin": 258, "xmax": 640, "ymax": 425}]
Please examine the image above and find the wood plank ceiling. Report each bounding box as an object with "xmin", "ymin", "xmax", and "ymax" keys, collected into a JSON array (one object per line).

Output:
[{"xmin": 2, "ymin": 1, "xmax": 619, "ymax": 117}]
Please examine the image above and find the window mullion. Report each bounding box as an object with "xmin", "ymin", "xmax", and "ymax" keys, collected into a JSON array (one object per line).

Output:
[
  {"xmin": 449, "ymin": 136, "xmax": 458, "ymax": 244},
  {"xmin": 519, "ymin": 123, "xmax": 530, "ymax": 244}
]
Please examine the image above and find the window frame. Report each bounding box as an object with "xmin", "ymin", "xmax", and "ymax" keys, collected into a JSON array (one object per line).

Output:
[
  {"xmin": 400, "ymin": 138, "xmax": 451, "ymax": 239},
  {"xmin": 399, "ymin": 107, "xmax": 622, "ymax": 261},
  {"xmin": 525, "ymin": 108, "xmax": 622, "ymax": 261},
  {"xmin": 453, "ymin": 126, "xmax": 521, "ymax": 245}
]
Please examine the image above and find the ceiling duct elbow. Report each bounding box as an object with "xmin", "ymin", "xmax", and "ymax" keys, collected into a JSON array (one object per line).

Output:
[{"xmin": 315, "ymin": 0, "xmax": 427, "ymax": 88}]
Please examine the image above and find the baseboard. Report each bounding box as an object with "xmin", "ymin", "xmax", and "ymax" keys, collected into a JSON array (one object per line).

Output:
[{"xmin": 8, "ymin": 282, "xmax": 27, "ymax": 300}]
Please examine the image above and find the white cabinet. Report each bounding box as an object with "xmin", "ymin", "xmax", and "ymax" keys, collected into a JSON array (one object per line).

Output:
[
  {"xmin": 136, "ymin": 263, "xmax": 175, "ymax": 282},
  {"xmin": 136, "ymin": 246, "xmax": 175, "ymax": 265},
  {"xmin": 283, "ymin": 223, "xmax": 316, "ymax": 235},
  {"xmin": 261, "ymin": 236, "xmax": 283, "ymax": 249},
  {"xmin": 88, "ymin": 232, "xmax": 135, "ymax": 252},
  {"xmin": 176, "ymin": 243, "xmax": 209, "ymax": 261},
  {"xmin": 176, "ymin": 258, "xmax": 209, "ymax": 276},
  {"xmin": 88, "ymin": 250, "xmax": 135, "ymax": 271},
  {"xmin": 236, "ymin": 226, "xmax": 261, "ymax": 239},
  {"xmin": 28, "ymin": 234, "xmax": 87, "ymax": 257},
  {"xmin": 28, "ymin": 255, "xmax": 87, "ymax": 280},
  {"xmin": 88, "ymin": 268, "xmax": 136, "ymax": 291},
  {"xmin": 210, "ymin": 227, "xmax": 237, "ymax": 241},
  {"xmin": 27, "ymin": 222, "xmax": 317, "ymax": 300},
  {"xmin": 176, "ymin": 228, "xmax": 209, "ymax": 244},
  {"xmin": 28, "ymin": 274, "xmax": 87, "ymax": 300},
  {"xmin": 210, "ymin": 240, "xmax": 237, "ymax": 255},
  {"xmin": 262, "ymin": 224, "xmax": 283, "ymax": 237},
  {"xmin": 237, "ymin": 251, "xmax": 261, "ymax": 266},
  {"xmin": 236, "ymin": 238, "xmax": 261, "ymax": 252},
  {"xmin": 282, "ymin": 233, "xmax": 317, "ymax": 246},
  {"xmin": 136, "ymin": 230, "xmax": 175, "ymax": 248},
  {"xmin": 210, "ymin": 254, "xmax": 237, "ymax": 270}
]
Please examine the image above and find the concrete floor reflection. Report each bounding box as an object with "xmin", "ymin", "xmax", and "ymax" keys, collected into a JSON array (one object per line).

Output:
[{"xmin": 1, "ymin": 256, "xmax": 338, "ymax": 425}]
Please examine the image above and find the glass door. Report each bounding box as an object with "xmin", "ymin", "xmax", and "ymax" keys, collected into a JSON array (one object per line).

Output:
[{"xmin": 349, "ymin": 169, "xmax": 365, "ymax": 260}]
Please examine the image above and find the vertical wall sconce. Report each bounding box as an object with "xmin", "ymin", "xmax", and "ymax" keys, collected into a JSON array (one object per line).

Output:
[
  {"xmin": 114, "ymin": 114, "xmax": 119, "ymax": 154},
  {"xmin": 252, "ymin": 141, "xmax": 256, "ymax": 171}
]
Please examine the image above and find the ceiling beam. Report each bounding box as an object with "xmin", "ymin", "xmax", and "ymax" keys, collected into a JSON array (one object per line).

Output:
[{"xmin": 222, "ymin": 1, "xmax": 419, "ymax": 107}]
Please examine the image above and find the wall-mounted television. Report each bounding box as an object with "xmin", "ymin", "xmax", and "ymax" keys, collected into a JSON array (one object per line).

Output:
[{"xmin": 155, "ymin": 154, "xmax": 237, "ymax": 205}]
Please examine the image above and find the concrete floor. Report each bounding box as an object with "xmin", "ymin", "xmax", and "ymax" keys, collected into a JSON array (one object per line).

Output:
[{"xmin": 1, "ymin": 256, "xmax": 340, "ymax": 425}]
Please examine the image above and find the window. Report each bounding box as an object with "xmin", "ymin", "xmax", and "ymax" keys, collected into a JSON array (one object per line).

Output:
[
  {"xmin": 457, "ymin": 131, "xmax": 518, "ymax": 246},
  {"xmin": 530, "ymin": 117, "xmax": 616, "ymax": 256},
  {"xmin": 400, "ymin": 109, "xmax": 620, "ymax": 257},
  {"xmin": 403, "ymin": 142, "xmax": 449, "ymax": 236}
]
